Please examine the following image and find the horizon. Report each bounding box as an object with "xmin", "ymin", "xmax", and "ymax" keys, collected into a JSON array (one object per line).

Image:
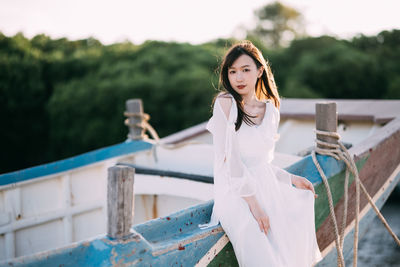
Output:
[{"xmin": 0, "ymin": 0, "xmax": 399, "ymax": 45}]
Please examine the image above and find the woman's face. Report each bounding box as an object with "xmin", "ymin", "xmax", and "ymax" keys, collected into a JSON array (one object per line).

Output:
[{"xmin": 228, "ymin": 54, "xmax": 262, "ymax": 97}]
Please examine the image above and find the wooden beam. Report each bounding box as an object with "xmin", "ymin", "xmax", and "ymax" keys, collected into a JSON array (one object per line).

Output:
[
  {"xmin": 316, "ymin": 102, "xmax": 338, "ymax": 147},
  {"xmin": 126, "ymin": 99, "xmax": 144, "ymax": 140},
  {"xmin": 107, "ymin": 165, "xmax": 135, "ymax": 239}
]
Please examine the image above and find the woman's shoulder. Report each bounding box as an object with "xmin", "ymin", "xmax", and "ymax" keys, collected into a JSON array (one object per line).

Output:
[
  {"xmin": 215, "ymin": 92, "xmax": 234, "ymax": 117},
  {"xmin": 264, "ymin": 98, "xmax": 279, "ymax": 112},
  {"xmin": 266, "ymin": 99, "xmax": 280, "ymax": 124},
  {"xmin": 217, "ymin": 92, "xmax": 233, "ymax": 101},
  {"xmin": 216, "ymin": 91, "xmax": 233, "ymax": 100}
]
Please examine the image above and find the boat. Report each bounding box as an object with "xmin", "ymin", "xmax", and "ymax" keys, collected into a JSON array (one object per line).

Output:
[{"xmin": 1, "ymin": 98, "xmax": 399, "ymax": 266}]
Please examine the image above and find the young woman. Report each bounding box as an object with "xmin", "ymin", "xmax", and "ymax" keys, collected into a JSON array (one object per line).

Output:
[{"xmin": 199, "ymin": 41, "xmax": 323, "ymax": 266}]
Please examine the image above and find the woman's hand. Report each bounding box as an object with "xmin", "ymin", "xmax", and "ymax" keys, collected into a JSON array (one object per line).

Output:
[
  {"xmin": 242, "ymin": 196, "xmax": 270, "ymax": 236},
  {"xmin": 291, "ymin": 175, "xmax": 318, "ymax": 198}
]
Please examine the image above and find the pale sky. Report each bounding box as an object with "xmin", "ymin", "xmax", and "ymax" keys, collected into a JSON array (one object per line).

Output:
[{"xmin": 0, "ymin": 0, "xmax": 399, "ymax": 45}]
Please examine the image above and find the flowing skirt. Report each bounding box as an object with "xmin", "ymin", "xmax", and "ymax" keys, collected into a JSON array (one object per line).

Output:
[{"xmin": 214, "ymin": 162, "xmax": 323, "ymax": 267}]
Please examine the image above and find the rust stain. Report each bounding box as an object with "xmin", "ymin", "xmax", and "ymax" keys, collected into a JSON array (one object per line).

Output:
[
  {"xmin": 166, "ymin": 217, "xmax": 171, "ymax": 221},
  {"xmin": 126, "ymin": 248, "xmax": 136, "ymax": 257},
  {"xmin": 152, "ymin": 195, "xmax": 158, "ymax": 219},
  {"xmin": 178, "ymin": 244, "xmax": 185, "ymax": 250}
]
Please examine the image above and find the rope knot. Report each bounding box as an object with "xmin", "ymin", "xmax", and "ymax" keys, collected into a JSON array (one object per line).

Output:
[{"xmin": 311, "ymin": 128, "xmax": 400, "ymax": 267}]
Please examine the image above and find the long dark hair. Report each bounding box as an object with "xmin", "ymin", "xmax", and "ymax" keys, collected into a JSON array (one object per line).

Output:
[{"xmin": 215, "ymin": 40, "xmax": 280, "ymax": 131}]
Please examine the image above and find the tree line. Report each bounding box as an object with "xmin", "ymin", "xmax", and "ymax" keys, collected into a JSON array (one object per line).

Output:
[{"xmin": 0, "ymin": 29, "xmax": 399, "ymax": 173}]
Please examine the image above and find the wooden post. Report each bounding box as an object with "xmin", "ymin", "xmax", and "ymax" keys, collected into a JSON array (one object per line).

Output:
[
  {"xmin": 126, "ymin": 99, "xmax": 144, "ymax": 140},
  {"xmin": 107, "ymin": 165, "xmax": 135, "ymax": 239},
  {"xmin": 316, "ymin": 102, "xmax": 338, "ymax": 147}
]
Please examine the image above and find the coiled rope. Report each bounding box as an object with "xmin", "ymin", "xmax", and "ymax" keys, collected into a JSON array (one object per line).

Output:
[
  {"xmin": 124, "ymin": 111, "xmax": 204, "ymax": 161},
  {"xmin": 312, "ymin": 129, "xmax": 400, "ymax": 267}
]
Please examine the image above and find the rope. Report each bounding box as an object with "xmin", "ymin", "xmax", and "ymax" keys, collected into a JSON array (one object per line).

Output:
[
  {"xmin": 312, "ymin": 129, "xmax": 400, "ymax": 267},
  {"xmin": 124, "ymin": 111, "xmax": 205, "ymax": 161}
]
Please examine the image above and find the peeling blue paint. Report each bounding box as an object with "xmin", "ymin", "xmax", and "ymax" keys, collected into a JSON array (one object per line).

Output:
[
  {"xmin": 286, "ymin": 154, "xmax": 346, "ymax": 184},
  {"xmin": 0, "ymin": 201, "xmax": 223, "ymax": 267},
  {"xmin": 92, "ymin": 239, "xmax": 110, "ymax": 251}
]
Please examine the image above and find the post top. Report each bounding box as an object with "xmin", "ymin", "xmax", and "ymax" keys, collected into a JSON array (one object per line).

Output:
[
  {"xmin": 316, "ymin": 102, "xmax": 337, "ymax": 106},
  {"xmin": 108, "ymin": 165, "xmax": 134, "ymax": 172},
  {"xmin": 126, "ymin": 99, "xmax": 142, "ymax": 105}
]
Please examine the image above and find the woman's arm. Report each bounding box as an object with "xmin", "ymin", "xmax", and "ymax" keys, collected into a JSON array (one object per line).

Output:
[
  {"xmin": 242, "ymin": 195, "xmax": 271, "ymax": 236},
  {"xmin": 209, "ymin": 95, "xmax": 257, "ymax": 197},
  {"xmin": 208, "ymin": 95, "xmax": 270, "ymax": 234},
  {"xmin": 291, "ymin": 174, "xmax": 318, "ymax": 198}
]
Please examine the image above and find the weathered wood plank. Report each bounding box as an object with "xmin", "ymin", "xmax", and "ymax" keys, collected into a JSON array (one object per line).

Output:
[
  {"xmin": 316, "ymin": 102, "xmax": 337, "ymax": 147},
  {"xmin": 126, "ymin": 99, "xmax": 144, "ymax": 140},
  {"xmin": 107, "ymin": 165, "xmax": 135, "ymax": 239}
]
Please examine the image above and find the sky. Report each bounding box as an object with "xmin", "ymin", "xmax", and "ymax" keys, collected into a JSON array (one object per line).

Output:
[{"xmin": 0, "ymin": 0, "xmax": 399, "ymax": 45}]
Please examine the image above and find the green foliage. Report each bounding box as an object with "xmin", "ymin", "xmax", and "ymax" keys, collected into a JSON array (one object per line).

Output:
[
  {"xmin": 46, "ymin": 42, "xmax": 218, "ymax": 160},
  {"xmin": 0, "ymin": 35, "xmax": 220, "ymax": 171},
  {"xmin": 0, "ymin": 37, "xmax": 49, "ymax": 172},
  {"xmin": 277, "ymin": 37, "xmax": 384, "ymax": 98},
  {"xmin": 0, "ymin": 29, "xmax": 399, "ymax": 173},
  {"xmin": 248, "ymin": 1, "xmax": 305, "ymax": 48},
  {"xmin": 350, "ymin": 30, "xmax": 400, "ymax": 99}
]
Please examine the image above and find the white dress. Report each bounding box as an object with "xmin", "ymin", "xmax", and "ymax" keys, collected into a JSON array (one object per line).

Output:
[{"xmin": 199, "ymin": 93, "xmax": 323, "ymax": 267}]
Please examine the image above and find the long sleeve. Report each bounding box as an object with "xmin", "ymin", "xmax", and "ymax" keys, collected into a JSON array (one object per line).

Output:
[
  {"xmin": 206, "ymin": 95, "xmax": 257, "ymax": 197},
  {"xmin": 260, "ymin": 102, "xmax": 292, "ymax": 187},
  {"xmin": 270, "ymin": 164, "xmax": 293, "ymax": 186}
]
